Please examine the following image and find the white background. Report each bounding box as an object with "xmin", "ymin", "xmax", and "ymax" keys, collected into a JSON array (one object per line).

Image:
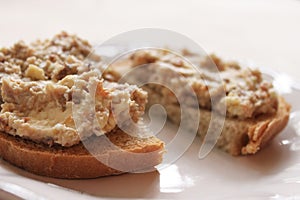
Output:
[{"xmin": 0, "ymin": 0, "xmax": 299, "ymax": 79}]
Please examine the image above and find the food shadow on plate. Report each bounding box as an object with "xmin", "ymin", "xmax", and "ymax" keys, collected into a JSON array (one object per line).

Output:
[
  {"xmin": 234, "ymin": 125, "xmax": 297, "ymax": 176},
  {"xmin": 0, "ymin": 160, "xmax": 161, "ymax": 199},
  {"xmin": 195, "ymin": 124, "xmax": 298, "ymax": 184},
  {"xmin": 44, "ymin": 171, "xmax": 161, "ymax": 199}
]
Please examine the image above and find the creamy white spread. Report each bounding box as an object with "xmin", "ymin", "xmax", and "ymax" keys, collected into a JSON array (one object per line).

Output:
[
  {"xmin": 0, "ymin": 32, "xmax": 147, "ymax": 147},
  {"xmin": 0, "ymin": 72, "xmax": 147, "ymax": 147}
]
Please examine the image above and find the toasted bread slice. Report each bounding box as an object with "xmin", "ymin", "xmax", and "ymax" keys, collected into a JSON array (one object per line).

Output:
[
  {"xmin": 151, "ymin": 94, "xmax": 290, "ymax": 155},
  {"xmin": 0, "ymin": 32, "xmax": 165, "ymax": 179},
  {"xmin": 108, "ymin": 50, "xmax": 290, "ymax": 155},
  {"xmin": 0, "ymin": 128, "xmax": 164, "ymax": 179}
]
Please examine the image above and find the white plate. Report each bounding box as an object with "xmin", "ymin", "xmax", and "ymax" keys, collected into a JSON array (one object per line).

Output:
[{"xmin": 1, "ymin": 68, "xmax": 300, "ymax": 200}]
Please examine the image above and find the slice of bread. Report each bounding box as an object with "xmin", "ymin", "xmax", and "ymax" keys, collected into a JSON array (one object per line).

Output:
[
  {"xmin": 0, "ymin": 128, "xmax": 164, "ymax": 179},
  {"xmin": 109, "ymin": 50, "xmax": 291, "ymax": 155},
  {"xmin": 149, "ymin": 92, "xmax": 290, "ymax": 155},
  {"xmin": 0, "ymin": 32, "xmax": 165, "ymax": 179}
]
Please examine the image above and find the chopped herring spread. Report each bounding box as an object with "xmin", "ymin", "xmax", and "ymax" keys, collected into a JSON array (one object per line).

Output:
[
  {"xmin": 0, "ymin": 32, "xmax": 147, "ymax": 147},
  {"xmin": 127, "ymin": 49, "xmax": 278, "ymax": 119},
  {"xmin": 0, "ymin": 72, "xmax": 147, "ymax": 147}
]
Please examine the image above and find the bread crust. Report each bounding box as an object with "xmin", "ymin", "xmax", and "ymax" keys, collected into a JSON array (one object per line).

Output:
[
  {"xmin": 240, "ymin": 96, "xmax": 290, "ymax": 155},
  {"xmin": 0, "ymin": 129, "xmax": 164, "ymax": 179},
  {"xmin": 199, "ymin": 96, "xmax": 290, "ymax": 155},
  {"xmin": 148, "ymin": 91, "xmax": 290, "ymax": 156},
  {"xmin": 214, "ymin": 96, "xmax": 290, "ymax": 155}
]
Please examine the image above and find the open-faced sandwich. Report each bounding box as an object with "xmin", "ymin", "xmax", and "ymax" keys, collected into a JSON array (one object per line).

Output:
[
  {"xmin": 0, "ymin": 32, "xmax": 164, "ymax": 178},
  {"xmin": 110, "ymin": 49, "xmax": 290, "ymax": 156}
]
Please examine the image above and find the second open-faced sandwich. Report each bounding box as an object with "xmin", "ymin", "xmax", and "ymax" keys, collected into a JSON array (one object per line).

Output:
[{"xmin": 109, "ymin": 49, "xmax": 290, "ymax": 156}]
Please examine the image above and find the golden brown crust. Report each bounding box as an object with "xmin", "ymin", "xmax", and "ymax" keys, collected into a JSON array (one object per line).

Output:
[
  {"xmin": 240, "ymin": 96, "xmax": 290, "ymax": 155},
  {"xmin": 146, "ymin": 88, "xmax": 290, "ymax": 156},
  {"xmin": 0, "ymin": 129, "xmax": 164, "ymax": 179},
  {"xmin": 207, "ymin": 96, "xmax": 290, "ymax": 155}
]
